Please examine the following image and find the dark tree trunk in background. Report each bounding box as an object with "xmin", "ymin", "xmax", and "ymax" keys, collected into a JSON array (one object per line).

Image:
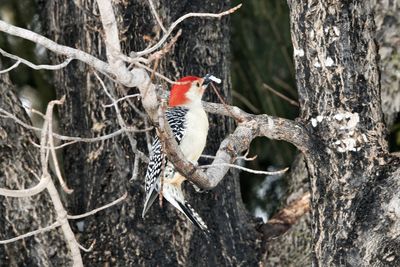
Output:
[
  {"xmin": 40, "ymin": 0, "xmax": 263, "ymax": 266},
  {"xmin": 0, "ymin": 69, "xmax": 69, "ymax": 266},
  {"xmin": 288, "ymin": 0, "xmax": 400, "ymax": 266}
]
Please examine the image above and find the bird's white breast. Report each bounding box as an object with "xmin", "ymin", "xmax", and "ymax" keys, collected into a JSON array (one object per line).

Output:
[{"xmin": 180, "ymin": 105, "xmax": 209, "ymax": 162}]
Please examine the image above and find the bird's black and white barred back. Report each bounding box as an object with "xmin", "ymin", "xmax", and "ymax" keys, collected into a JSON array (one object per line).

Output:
[
  {"xmin": 142, "ymin": 107, "xmax": 189, "ymax": 217},
  {"xmin": 142, "ymin": 75, "xmax": 212, "ymax": 235}
]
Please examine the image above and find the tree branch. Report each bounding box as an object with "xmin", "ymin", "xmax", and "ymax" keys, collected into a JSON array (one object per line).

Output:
[
  {"xmin": 67, "ymin": 192, "xmax": 127, "ymax": 220},
  {"xmin": 0, "ymin": 221, "xmax": 61, "ymax": 244},
  {"xmin": 0, "ymin": 48, "xmax": 73, "ymax": 71},
  {"xmin": 158, "ymin": 101, "xmax": 312, "ymax": 190},
  {"xmin": 257, "ymin": 192, "xmax": 310, "ymax": 240},
  {"xmin": 0, "ymin": 174, "xmax": 51, "ymax": 197},
  {"xmin": 133, "ymin": 4, "xmax": 242, "ymax": 57}
]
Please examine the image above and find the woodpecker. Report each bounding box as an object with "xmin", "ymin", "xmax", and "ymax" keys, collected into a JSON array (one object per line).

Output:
[{"xmin": 142, "ymin": 75, "xmax": 219, "ymax": 234}]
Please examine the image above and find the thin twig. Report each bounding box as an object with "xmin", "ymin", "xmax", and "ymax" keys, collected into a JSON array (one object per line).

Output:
[
  {"xmin": 103, "ymin": 94, "xmax": 140, "ymax": 108},
  {"xmin": 94, "ymin": 71, "xmax": 149, "ymax": 162},
  {"xmin": 0, "ymin": 60, "xmax": 21, "ymax": 74},
  {"xmin": 1, "ymin": 108, "xmax": 151, "ymax": 150},
  {"xmin": 147, "ymin": 0, "xmax": 167, "ymax": 33},
  {"xmin": 134, "ymin": 61, "xmax": 177, "ymax": 84},
  {"xmin": 41, "ymin": 97, "xmax": 83, "ymax": 266},
  {"xmin": 198, "ymin": 163, "xmax": 288, "ymax": 175},
  {"xmin": 67, "ymin": 192, "xmax": 127, "ymax": 220},
  {"xmin": 210, "ymin": 83, "xmax": 243, "ymax": 122},
  {"xmin": 147, "ymin": 29, "xmax": 182, "ymax": 62},
  {"xmin": 0, "ymin": 20, "xmax": 133, "ymax": 86},
  {"xmin": 0, "ymin": 48, "xmax": 73, "ymax": 70},
  {"xmin": 133, "ymin": 4, "xmax": 242, "ymax": 57},
  {"xmin": 262, "ymin": 83, "xmax": 299, "ymax": 107},
  {"xmin": 47, "ymin": 96, "xmax": 74, "ymax": 194},
  {"xmin": 0, "ymin": 174, "xmax": 51, "ymax": 197},
  {"xmin": 232, "ymin": 91, "xmax": 260, "ymax": 113},
  {"xmin": 0, "ymin": 221, "xmax": 61, "ymax": 244},
  {"xmin": 78, "ymin": 240, "xmax": 96, "ymax": 252}
]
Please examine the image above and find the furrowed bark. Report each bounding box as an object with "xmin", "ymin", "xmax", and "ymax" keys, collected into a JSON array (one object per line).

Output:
[
  {"xmin": 41, "ymin": 0, "xmax": 264, "ymax": 265},
  {"xmin": 0, "ymin": 66, "xmax": 70, "ymax": 266},
  {"xmin": 288, "ymin": 0, "xmax": 400, "ymax": 265}
]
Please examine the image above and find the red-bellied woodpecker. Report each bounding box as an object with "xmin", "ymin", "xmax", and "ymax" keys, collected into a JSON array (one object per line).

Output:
[{"xmin": 142, "ymin": 75, "xmax": 219, "ymax": 234}]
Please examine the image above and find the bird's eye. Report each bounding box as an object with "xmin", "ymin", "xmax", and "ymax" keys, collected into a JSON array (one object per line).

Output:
[{"xmin": 196, "ymin": 82, "xmax": 200, "ymax": 87}]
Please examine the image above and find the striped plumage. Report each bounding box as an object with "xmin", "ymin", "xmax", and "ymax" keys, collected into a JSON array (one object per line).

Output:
[{"xmin": 142, "ymin": 76, "xmax": 211, "ymax": 234}]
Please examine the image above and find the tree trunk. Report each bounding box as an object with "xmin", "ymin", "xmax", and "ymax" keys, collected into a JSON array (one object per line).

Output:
[
  {"xmin": 0, "ymin": 67, "xmax": 70, "ymax": 266},
  {"xmin": 374, "ymin": 0, "xmax": 400, "ymax": 126},
  {"xmin": 40, "ymin": 0, "xmax": 263, "ymax": 265},
  {"xmin": 266, "ymin": 1, "xmax": 400, "ymax": 265},
  {"xmin": 288, "ymin": 0, "xmax": 400, "ymax": 265}
]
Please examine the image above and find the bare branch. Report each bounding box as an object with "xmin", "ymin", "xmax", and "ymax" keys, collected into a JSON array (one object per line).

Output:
[
  {"xmin": 147, "ymin": 29, "xmax": 182, "ymax": 62},
  {"xmin": 0, "ymin": 20, "xmax": 117, "ymax": 80},
  {"xmin": 159, "ymin": 101, "xmax": 312, "ymax": 190},
  {"xmin": 0, "ymin": 48, "xmax": 73, "ymax": 71},
  {"xmin": 103, "ymin": 94, "xmax": 140, "ymax": 108},
  {"xmin": 262, "ymin": 83, "xmax": 299, "ymax": 107},
  {"xmin": 0, "ymin": 221, "xmax": 61, "ymax": 244},
  {"xmin": 0, "ymin": 59, "xmax": 20, "ymax": 74},
  {"xmin": 1, "ymin": 108, "xmax": 151, "ymax": 146},
  {"xmin": 0, "ymin": 174, "xmax": 51, "ymax": 197},
  {"xmin": 94, "ymin": 71, "xmax": 149, "ymax": 162},
  {"xmin": 198, "ymin": 164, "xmax": 289, "ymax": 176},
  {"xmin": 257, "ymin": 192, "xmax": 311, "ymax": 240},
  {"xmin": 147, "ymin": 0, "xmax": 167, "ymax": 33},
  {"xmin": 78, "ymin": 240, "xmax": 96, "ymax": 252},
  {"xmin": 134, "ymin": 61, "xmax": 177, "ymax": 84},
  {"xmin": 40, "ymin": 97, "xmax": 83, "ymax": 266},
  {"xmin": 133, "ymin": 4, "xmax": 242, "ymax": 57},
  {"xmin": 67, "ymin": 192, "xmax": 127, "ymax": 220},
  {"xmin": 96, "ymin": 0, "xmax": 124, "ymax": 70},
  {"xmin": 47, "ymin": 97, "xmax": 74, "ymax": 193}
]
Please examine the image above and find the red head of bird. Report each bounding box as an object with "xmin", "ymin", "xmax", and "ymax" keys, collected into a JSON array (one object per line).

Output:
[{"xmin": 169, "ymin": 76, "xmax": 210, "ymax": 107}]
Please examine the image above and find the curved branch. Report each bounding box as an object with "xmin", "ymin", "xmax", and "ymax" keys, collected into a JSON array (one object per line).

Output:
[
  {"xmin": 0, "ymin": 174, "xmax": 51, "ymax": 197},
  {"xmin": 0, "ymin": 221, "xmax": 61, "ymax": 244},
  {"xmin": 257, "ymin": 192, "xmax": 311, "ymax": 240},
  {"xmin": 0, "ymin": 48, "xmax": 73, "ymax": 70},
  {"xmin": 160, "ymin": 102, "xmax": 312, "ymax": 190},
  {"xmin": 0, "ymin": 20, "xmax": 117, "ymax": 80},
  {"xmin": 134, "ymin": 4, "xmax": 242, "ymax": 57}
]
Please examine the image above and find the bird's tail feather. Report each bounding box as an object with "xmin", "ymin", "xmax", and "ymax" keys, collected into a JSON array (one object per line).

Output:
[
  {"xmin": 177, "ymin": 201, "xmax": 210, "ymax": 236},
  {"xmin": 142, "ymin": 189, "xmax": 158, "ymax": 218}
]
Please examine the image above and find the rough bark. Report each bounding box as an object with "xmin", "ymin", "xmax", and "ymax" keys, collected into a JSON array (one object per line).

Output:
[
  {"xmin": 40, "ymin": 0, "xmax": 263, "ymax": 266},
  {"xmin": 266, "ymin": 0, "xmax": 400, "ymax": 265},
  {"xmin": 0, "ymin": 67, "xmax": 70, "ymax": 266},
  {"xmin": 373, "ymin": 0, "xmax": 400, "ymax": 126},
  {"xmin": 288, "ymin": 0, "xmax": 400, "ymax": 266}
]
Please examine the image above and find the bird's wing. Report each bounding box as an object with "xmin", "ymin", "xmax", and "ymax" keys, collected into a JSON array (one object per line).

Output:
[{"xmin": 142, "ymin": 107, "xmax": 188, "ymax": 217}]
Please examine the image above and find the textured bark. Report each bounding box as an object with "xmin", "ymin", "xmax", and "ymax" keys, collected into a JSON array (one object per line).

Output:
[
  {"xmin": 40, "ymin": 0, "xmax": 263, "ymax": 266},
  {"xmin": 266, "ymin": 0, "xmax": 400, "ymax": 265},
  {"xmin": 288, "ymin": 0, "xmax": 400, "ymax": 266},
  {"xmin": 373, "ymin": 0, "xmax": 400, "ymax": 126},
  {"xmin": 0, "ymin": 68, "xmax": 70, "ymax": 266}
]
